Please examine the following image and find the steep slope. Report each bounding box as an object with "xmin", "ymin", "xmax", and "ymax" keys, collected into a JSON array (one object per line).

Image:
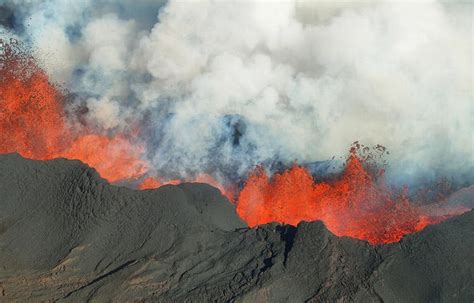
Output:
[{"xmin": 0, "ymin": 154, "xmax": 472, "ymax": 302}]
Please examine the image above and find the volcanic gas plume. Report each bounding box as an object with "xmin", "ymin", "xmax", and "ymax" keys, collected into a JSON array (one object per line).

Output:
[{"xmin": 0, "ymin": 40, "xmax": 469, "ymax": 245}]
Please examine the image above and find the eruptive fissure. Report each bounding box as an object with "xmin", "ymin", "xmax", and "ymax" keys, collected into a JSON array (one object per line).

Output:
[{"xmin": 0, "ymin": 40, "xmax": 468, "ymax": 245}]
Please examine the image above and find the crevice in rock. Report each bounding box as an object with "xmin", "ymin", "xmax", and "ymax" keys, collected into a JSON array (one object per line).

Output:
[{"xmin": 276, "ymin": 225, "xmax": 297, "ymax": 267}]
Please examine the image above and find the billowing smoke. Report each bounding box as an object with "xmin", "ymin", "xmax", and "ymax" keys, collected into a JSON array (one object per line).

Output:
[{"xmin": 1, "ymin": 0, "xmax": 472, "ymax": 188}]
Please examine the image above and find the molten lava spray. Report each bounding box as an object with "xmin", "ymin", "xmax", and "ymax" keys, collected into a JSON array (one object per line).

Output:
[
  {"xmin": 236, "ymin": 148, "xmax": 467, "ymax": 244},
  {"xmin": 0, "ymin": 40, "xmax": 148, "ymax": 182}
]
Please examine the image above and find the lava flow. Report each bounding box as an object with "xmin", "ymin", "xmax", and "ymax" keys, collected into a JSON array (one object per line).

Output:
[{"xmin": 236, "ymin": 149, "xmax": 467, "ymax": 244}]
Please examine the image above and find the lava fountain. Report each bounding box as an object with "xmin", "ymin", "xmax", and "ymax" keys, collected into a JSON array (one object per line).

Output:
[
  {"xmin": 236, "ymin": 147, "xmax": 468, "ymax": 244},
  {"xmin": 0, "ymin": 40, "xmax": 148, "ymax": 182}
]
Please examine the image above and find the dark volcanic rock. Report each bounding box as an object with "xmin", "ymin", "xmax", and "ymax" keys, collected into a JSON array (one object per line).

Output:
[{"xmin": 0, "ymin": 153, "xmax": 473, "ymax": 302}]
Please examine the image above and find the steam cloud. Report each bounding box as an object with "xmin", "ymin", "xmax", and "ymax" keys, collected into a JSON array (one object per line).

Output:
[{"xmin": 1, "ymin": 0, "xmax": 472, "ymax": 187}]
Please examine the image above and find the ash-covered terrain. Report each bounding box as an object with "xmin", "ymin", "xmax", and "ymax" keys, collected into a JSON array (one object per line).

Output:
[{"xmin": 0, "ymin": 153, "xmax": 473, "ymax": 302}]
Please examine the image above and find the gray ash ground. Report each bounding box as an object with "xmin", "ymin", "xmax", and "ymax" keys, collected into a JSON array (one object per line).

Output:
[{"xmin": 0, "ymin": 153, "xmax": 473, "ymax": 302}]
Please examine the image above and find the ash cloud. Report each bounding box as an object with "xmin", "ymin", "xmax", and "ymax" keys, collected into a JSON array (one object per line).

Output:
[{"xmin": 1, "ymin": 0, "xmax": 472, "ymax": 187}]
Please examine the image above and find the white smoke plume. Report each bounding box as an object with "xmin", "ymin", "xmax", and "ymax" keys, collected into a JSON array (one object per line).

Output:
[{"xmin": 1, "ymin": 0, "xmax": 472, "ymax": 186}]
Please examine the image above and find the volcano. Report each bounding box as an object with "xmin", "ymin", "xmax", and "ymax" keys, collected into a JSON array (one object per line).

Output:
[
  {"xmin": 1, "ymin": 1, "xmax": 473, "ymax": 301},
  {"xmin": 0, "ymin": 40, "xmax": 473, "ymax": 302},
  {"xmin": 0, "ymin": 154, "xmax": 473, "ymax": 302}
]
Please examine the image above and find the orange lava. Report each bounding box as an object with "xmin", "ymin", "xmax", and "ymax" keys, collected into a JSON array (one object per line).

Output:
[
  {"xmin": 0, "ymin": 40, "xmax": 148, "ymax": 182},
  {"xmin": 236, "ymin": 152, "xmax": 467, "ymax": 244},
  {"xmin": 62, "ymin": 135, "xmax": 148, "ymax": 182},
  {"xmin": 138, "ymin": 177, "xmax": 164, "ymax": 190},
  {"xmin": 0, "ymin": 42, "xmax": 66, "ymax": 159}
]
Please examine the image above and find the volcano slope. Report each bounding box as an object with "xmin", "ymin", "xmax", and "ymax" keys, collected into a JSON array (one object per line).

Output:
[{"xmin": 0, "ymin": 153, "xmax": 473, "ymax": 302}]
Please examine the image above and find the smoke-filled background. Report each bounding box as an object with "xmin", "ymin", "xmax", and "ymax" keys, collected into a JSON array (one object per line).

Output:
[{"xmin": 0, "ymin": 0, "xmax": 472, "ymax": 188}]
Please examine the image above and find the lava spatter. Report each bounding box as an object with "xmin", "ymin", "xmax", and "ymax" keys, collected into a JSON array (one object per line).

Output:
[{"xmin": 236, "ymin": 149, "xmax": 467, "ymax": 244}]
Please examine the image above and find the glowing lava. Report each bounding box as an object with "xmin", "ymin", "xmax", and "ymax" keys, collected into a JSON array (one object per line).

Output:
[
  {"xmin": 236, "ymin": 151, "xmax": 467, "ymax": 244},
  {"xmin": 0, "ymin": 40, "xmax": 148, "ymax": 182},
  {"xmin": 0, "ymin": 41, "xmax": 66, "ymax": 159}
]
